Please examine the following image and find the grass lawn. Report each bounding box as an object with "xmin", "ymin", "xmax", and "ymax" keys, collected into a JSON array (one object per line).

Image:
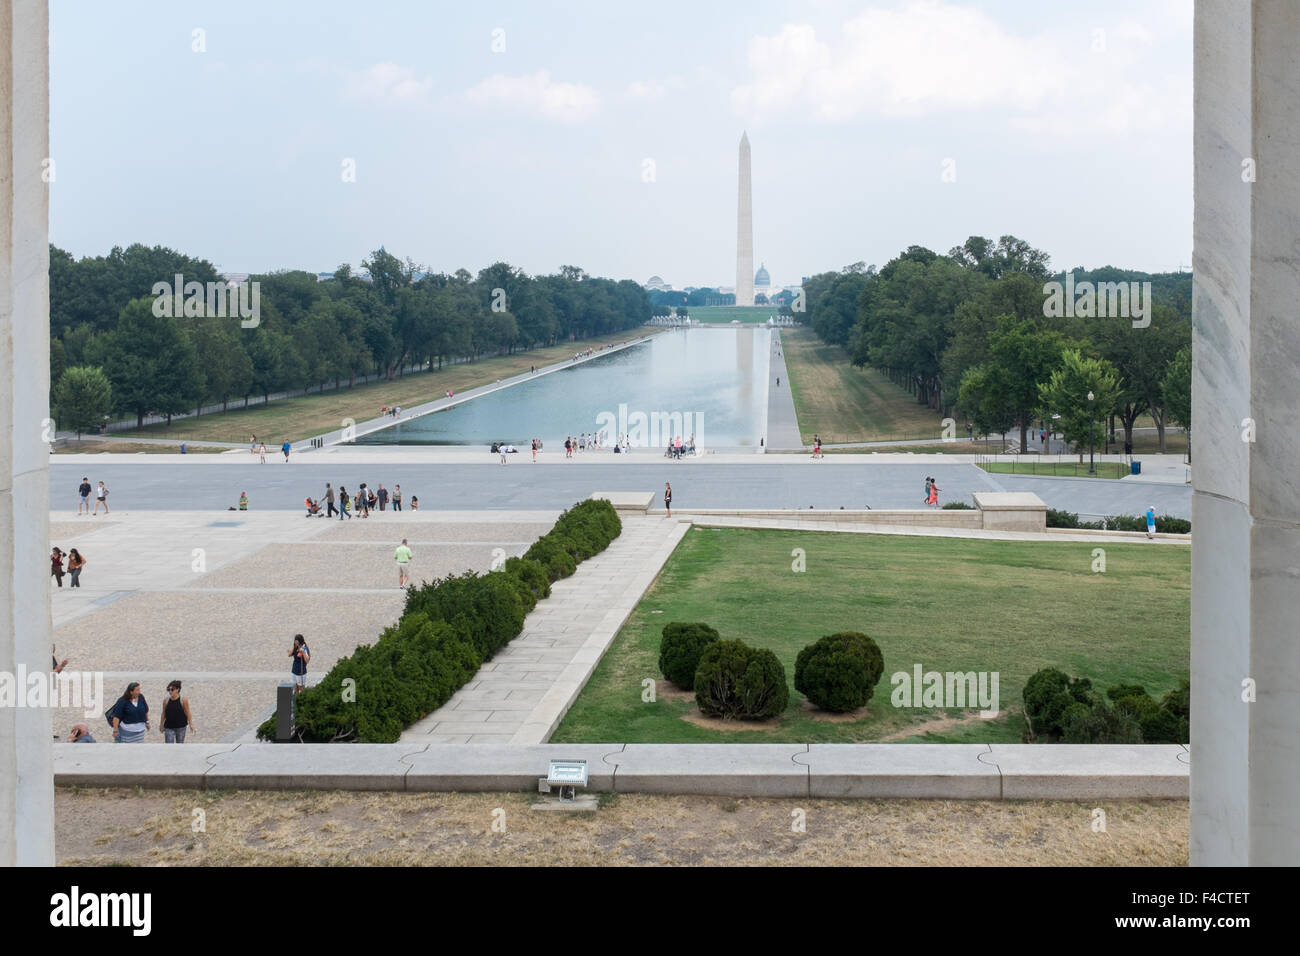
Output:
[
  {"xmin": 685, "ymin": 305, "xmax": 779, "ymax": 323},
  {"xmin": 551, "ymin": 527, "xmax": 1189, "ymax": 744},
  {"xmin": 116, "ymin": 330, "xmax": 657, "ymax": 445},
  {"xmin": 979, "ymin": 461, "xmax": 1130, "ymax": 479},
  {"xmin": 781, "ymin": 329, "xmax": 945, "ymax": 444},
  {"xmin": 54, "ymin": 441, "xmax": 229, "ymax": 454}
]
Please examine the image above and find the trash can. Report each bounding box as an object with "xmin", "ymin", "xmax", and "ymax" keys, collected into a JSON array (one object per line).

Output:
[{"xmin": 1131, "ymin": 460, "xmax": 1141, "ymax": 475}]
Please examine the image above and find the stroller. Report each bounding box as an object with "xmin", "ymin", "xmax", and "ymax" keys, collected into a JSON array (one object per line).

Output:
[{"xmin": 304, "ymin": 497, "xmax": 322, "ymax": 517}]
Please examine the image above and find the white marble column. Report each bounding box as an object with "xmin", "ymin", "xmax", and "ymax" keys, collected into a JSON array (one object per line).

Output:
[
  {"xmin": 1191, "ymin": 0, "xmax": 1300, "ymax": 866},
  {"xmin": 0, "ymin": 0, "xmax": 53, "ymax": 867}
]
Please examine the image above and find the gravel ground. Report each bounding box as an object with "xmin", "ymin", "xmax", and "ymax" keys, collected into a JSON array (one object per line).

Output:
[
  {"xmin": 189, "ymin": 542, "xmax": 527, "ymax": 590},
  {"xmin": 54, "ymin": 590, "xmax": 405, "ymax": 673},
  {"xmin": 51, "ymin": 679, "xmax": 274, "ymax": 744},
  {"xmin": 312, "ymin": 519, "xmax": 554, "ymax": 543}
]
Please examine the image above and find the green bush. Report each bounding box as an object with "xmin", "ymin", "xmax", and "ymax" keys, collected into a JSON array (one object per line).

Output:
[
  {"xmin": 1024, "ymin": 667, "xmax": 1189, "ymax": 744},
  {"xmin": 658, "ymin": 622, "xmax": 720, "ymax": 690},
  {"xmin": 694, "ymin": 639, "xmax": 789, "ymax": 720},
  {"xmin": 505, "ymin": 557, "xmax": 551, "ymax": 605},
  {"xmin": 794, "ymin": 632, "xmax": 884, "ymax": 712},
  {"xmin": 1045, "ymin": 508, "xmax": 1190, "ymax": 534},
  {"xmin": 941, "ymin": 501, "xmax": 974, "ymax": 510},
  {"xmin": 524, "ymin": 537, "xmax": 577, "ymax": 581},
  {"xmin": 257, "ymin": 498, "xmax": 621, "ymax": 742}
]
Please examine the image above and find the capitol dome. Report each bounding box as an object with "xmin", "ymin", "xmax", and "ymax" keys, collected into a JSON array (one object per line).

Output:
[
  {"xmin": 645, "ymin": 275, "xmax": 667, "ymax": 291},
  {"xmin": 754, "ymin": 263, "xmax": 771, "ymax": 289}
]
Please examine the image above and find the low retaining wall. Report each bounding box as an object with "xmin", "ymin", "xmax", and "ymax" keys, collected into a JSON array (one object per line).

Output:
[
  {"xmin": 674, "ymin": 509, "xmax": 984, "ymax": 529},
  {"xmin": 53, "ymin": 743, "xmax": 1188, "ymax": 800}
]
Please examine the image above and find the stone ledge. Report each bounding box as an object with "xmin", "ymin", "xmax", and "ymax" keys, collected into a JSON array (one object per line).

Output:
[
  {"xmin": 52, "ymin": 743, "xmax": 1188, "ymax": 799},
  {"xmin": 590, "ymin": 492, "xmax": 655, "ymax": 512}
]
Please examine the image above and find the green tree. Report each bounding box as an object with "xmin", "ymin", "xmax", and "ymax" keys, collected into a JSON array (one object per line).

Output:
[
  {"xmin": 1163, "ymin": 345, "xmax": 1192, "ymax": 460},
  {"xmin": 984, "ymin": 316, "xmax": 1076, "ymax": 452},
  {"xmin": 98, "ymin": 297, "xmax": 205, "ymax": 427},
  {"xmin": 1037, "ymin": 349, "xmax": 1122, "ymax": 460},
  {"xmin": 53, "ymin": 365, "xmax": 113, "ymax": 438}
]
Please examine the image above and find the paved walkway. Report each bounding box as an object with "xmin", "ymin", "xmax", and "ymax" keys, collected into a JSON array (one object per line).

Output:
[
  {"xmin": 765, "ymin": 331, "xmax": 802, "ymax": 450},
  {"xmin": 400, "ymin": 515, "xmax": 690, "ymax": 744}
]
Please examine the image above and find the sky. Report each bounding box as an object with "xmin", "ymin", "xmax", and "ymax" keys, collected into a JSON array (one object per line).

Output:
[{"xmin": 49, "ymin": 0, "xmax": 1194, "ymax": 288}]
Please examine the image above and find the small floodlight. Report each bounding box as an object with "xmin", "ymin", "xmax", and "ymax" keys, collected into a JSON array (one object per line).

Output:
[{"xmin": 542, "ymin": 759, "xmax": 589, "ymax": 801}]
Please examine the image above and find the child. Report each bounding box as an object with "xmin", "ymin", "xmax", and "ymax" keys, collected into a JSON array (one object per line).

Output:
[{"xmin": 410, "ymin": 496, "xmax": 419, "ymax": 511}]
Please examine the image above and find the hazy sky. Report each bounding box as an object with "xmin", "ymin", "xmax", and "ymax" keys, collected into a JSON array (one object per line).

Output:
[{"xmin": 49, "ymin": 0, "xmax": 1193, "ymax": 287}]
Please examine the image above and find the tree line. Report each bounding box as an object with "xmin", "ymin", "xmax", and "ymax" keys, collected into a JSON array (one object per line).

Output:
[
  {"xmin": 48, "ymin": 244, "xmax": 651, "ymax": 433},
  {"xmin": 799, "ymin": 236, "xmax": 1193, "ymax": 455}
]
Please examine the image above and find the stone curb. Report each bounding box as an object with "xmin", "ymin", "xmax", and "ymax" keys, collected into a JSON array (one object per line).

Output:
[{"xmin": 53, "ymin": 743, "xmax": 1188, "ymax": 799}]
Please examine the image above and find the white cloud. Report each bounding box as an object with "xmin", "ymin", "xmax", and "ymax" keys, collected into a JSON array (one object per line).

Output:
[
  {"xmin": 343, "ymin": 62, "xmax": 433, "ymax": 104},
  {"xmin": 466, "ymin": 70, "xmax": 599, "ymax": 124},
  {"xmin": 732, "ymin": 1, "xmax": 1190, "ymax": 137},
  {"xmin": 626, "ymin": 79, "xmax": 666, "ymax": 101}
]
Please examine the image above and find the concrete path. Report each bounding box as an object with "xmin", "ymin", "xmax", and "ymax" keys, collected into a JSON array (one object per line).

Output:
[
  {"xmin": 401, "ymin": 515, "xmax": 689, "ymax": 745},
  {"xmin": 764, "ymin": 331, "xmax": 802, "ymax": 450},
  {"xmin": 48, "ymin": 456, "xmax": 1194, "ymax": 517}
]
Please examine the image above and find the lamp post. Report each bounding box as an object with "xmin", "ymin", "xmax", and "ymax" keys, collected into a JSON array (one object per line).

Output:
[{"xmin": 1087, "ymin": 390, "xmax": 1096, "ymax": 475}]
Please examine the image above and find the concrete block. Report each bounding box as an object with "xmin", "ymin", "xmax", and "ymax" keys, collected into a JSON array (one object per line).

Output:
[
  {"xmin": 983, "ymin": 744, "xmax": 1187, "ymax": 799},
  {"xmin": 612, "ymin": 744, "xmax": 807, "ymax": 796},
  {"xmin": 54, "ymin": 744, "xmax": 237, "ymax": 789},
  {"xmin": 204, "ymin": 743, "xmax": 425, "ymax": 790},
  {"xmin": 404, "ymin": 744, "xmax": 619, "ymax": 791},
  {"xmin": 799, "ymin": 744, "xmax": 1000, "ymax": 799}
]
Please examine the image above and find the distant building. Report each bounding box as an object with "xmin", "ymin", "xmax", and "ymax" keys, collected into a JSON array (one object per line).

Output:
[
  {"xmin": 315, "ymin": 272, "xmax": 334, "ymax": 282},
  {"xmin": 220, "ymin": 272, "xmax": 250, "ymax": 286},
  {"xmin": 645, "ymin": 275, "xmax": 670, "ymax": 291},
  {"xmin": 754, "ymin": 263, "xmax": 771, "ymax": 295}
]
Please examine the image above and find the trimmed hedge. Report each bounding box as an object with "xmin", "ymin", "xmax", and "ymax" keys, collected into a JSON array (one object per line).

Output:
[
  {"xmin": 1046, "ymin": 508, "xmax": 1190, "ymax": 534},
  {"xmin": 694, "ymin": 639, "xmax": 789, "ymax": 720},
  {"xmin": 794, "ymin": 632, "xmax": 884, "ymax": 713},
  {"xmin": 1023, "ymin": 667, "xmax": 1188, "ymax": 744},
  {"xmin": 258, "ymin": 498, "xmax": 621, "ymax": 742},
  {"xmin": 658, "ymin": 622, "xmax": 720, "ymax": 690}
]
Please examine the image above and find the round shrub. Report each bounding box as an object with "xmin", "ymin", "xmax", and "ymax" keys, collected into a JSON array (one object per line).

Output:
[
  {"xmin": 505, "ymin": 557, "xmax": 551, "ymax": 605},
  {"xmin": 658, "ymin": 622, "xmax": 720, "ymax": 690},
  {"xmin": 1022, "ymin": 667, "xmax": 1094, "ymax": 740},
  {"xmin": 694, "ymin": 639, "xmax": 789, "ymax": 720},
  {"xmin": 794, "ymin": 632, "xmax": 884, "ymax": 712}
]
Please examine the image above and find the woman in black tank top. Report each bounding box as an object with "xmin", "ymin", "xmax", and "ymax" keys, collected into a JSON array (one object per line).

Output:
[{"xmin": 162, "ymin": 680, "xmax": 194, "ymax": 743}]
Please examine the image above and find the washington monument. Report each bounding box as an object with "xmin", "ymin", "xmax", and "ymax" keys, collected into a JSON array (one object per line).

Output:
[{"xmin": 735, "ymin": 131, "xmax": 754, "ymax": 307}]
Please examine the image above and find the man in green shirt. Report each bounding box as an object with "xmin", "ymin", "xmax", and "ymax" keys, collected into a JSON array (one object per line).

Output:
[{"xmin": 394, "ymin": 538, "xmax": 413, "ymax": 587}]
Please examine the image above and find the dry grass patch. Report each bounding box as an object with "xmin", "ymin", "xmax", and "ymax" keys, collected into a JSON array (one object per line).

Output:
[{"xmin": 56, "ymin": 787, "xmax": 1187, "ymax": 867}]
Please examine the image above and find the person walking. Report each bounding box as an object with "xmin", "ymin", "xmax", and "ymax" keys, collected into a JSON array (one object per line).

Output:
[
  {"xmin": 109, "ymin": 682, "xmax": 150, "ymax": 743},
  {"xmin": 250, "ymin": 435, "xmax": 258, "ymax": 455},
  {"xmin": 391, "ymin": 484, "xmax": 402, "ymax": 512},
  {"xmin": 339, "ymin": 486, "xmax": 352, "ymax": 519},
  {"xmin": 290, "ymin": 634, "xmax": 310, "ymax": 694},
  {"xmin": 394, "ymin": 538, "xmax": 413, "ymax": 587},
  {"xmin": 77, "ymin": 477, "xmax": 91, "ymax": 514},
  {"xmin": 377, "ymin": 484, "xmax": 389, "ymax": 511},
  {"xmin": 664, "ymin": 482, "xmax": 672, "ymax": 518},
  {"xmin": 93, "ymin": 480, "xmax": 109, "ymax": 515},
  {"xmin": 50, "ymin": 547, "xmax": 65, "ymax": 588},
  {"xmin": 500, "ymin": 444, "xmax": 508, "ymax": 465},
  {"xmin": 357, "ymin": 483, "xmax": 370, "ymax": 518},
  {"xmin": 1146, "ymin": 506, "xmax": 1157, "ymax": 539},
  {"xmin": 532, "ymin": 438, "xmax": 538, "ymax": 463},
  {"xmin": 258, "ymin": 442, "xmax": 267, "ymax": 464},
  {"xmin": 282, "ymin": 439, "xmax": 291, "ymax": 462},
  {"xmin": 67, "ymin": 549, "xmax": 86, "ymax": 588},
  {"xmin": 325, "ymin": 483, "xmax": 337, "ymax": 518},
  {"xmin": 927, "ymin": 478, "xmax": 940, "ymax": 508},
  {"xmin": 160, "ymin": 680, "xmax": 195, "ymax": 743},
  {"xmin": 923, "ymin": 476, "xmax": 932, "ymax": 505}
]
